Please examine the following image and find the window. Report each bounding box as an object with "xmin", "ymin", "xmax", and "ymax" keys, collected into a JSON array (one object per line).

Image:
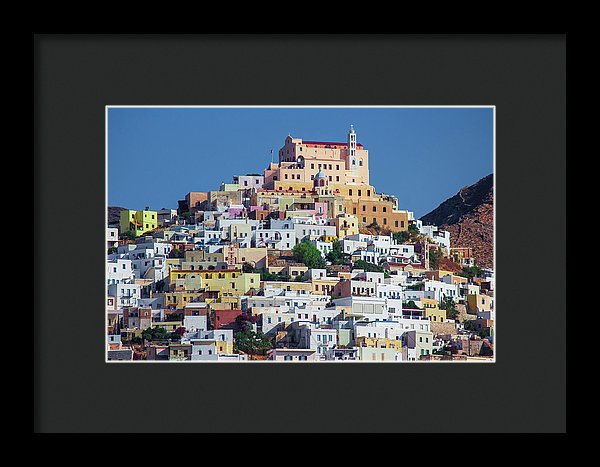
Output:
[
  {"xmin": 298, "ymin": 355, "xmax": 308, "ymax": 361},
  {"xmin": 284, "ymin": 355, "xmax": 293, "ymax": 361},
  {"xmin": 373, "ymin": 206, "xmax": 377, "ymax": 212}
]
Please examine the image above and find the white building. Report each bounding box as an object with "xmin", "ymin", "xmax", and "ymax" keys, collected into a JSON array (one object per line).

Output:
[
  {"xmin": 420, "ymin": 225, "xmax": 451, "ymax": 252},
  {"xmin": 267, "ymin": 348, "xmax": 319, "ymax": 361},
  {"xmin": 253, "ymin": 228, "xmax": 296, "ymax": 250},
  {"xmin": 107, "ymin": 227, "xmax": 119, "ymax": 248},
  {"xmin": 106, "ymin": 258, "xmax": 134, "ymax": 285},
  {"xmin": 424, "ymin": 279, "xmax": 460, "ymax": 302},
  {"xmin": 107, "ymin": 283, "xmax": 141, "ymax": 309},
  {"xmin": 401, "ymin": 329, "xmax": 434, "ymax": 361},
  {"xmin": 339, "ymin": 238, "xmax": 368, "ymax": 255},
  {"xmin": 331, "ymin": 296, "xmax": 390, "ymax": 322}
]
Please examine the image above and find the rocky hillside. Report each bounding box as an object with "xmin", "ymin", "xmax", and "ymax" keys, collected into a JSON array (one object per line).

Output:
[
  {"xmin": 107, "ymin": 206, "xmax": 126, "ymax": 226},
  {"xmin": 420, "ymin": 174, "xmax": 493, "ymax": 269}
]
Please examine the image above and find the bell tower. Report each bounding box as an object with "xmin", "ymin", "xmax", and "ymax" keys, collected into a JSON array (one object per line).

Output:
[{"xmin": 348, "ymin": 125, "xmax": 358, "ymax": 175}]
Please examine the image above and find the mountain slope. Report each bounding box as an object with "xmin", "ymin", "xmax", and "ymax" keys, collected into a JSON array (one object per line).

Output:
[
  {"xmin": 107, "ymin": 206, "xmax": 126, "ymax": 226},
  {"xmin": 420, "ymin": 174, "xmax": 493, "ymax": 268}
]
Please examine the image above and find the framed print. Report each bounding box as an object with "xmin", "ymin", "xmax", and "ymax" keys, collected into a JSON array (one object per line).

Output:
[{"xmin": 35, "ymin": 34, "xmax": 566, "ymax": 433}]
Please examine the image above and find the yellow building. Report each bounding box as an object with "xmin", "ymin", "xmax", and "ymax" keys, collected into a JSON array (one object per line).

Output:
[
  {"xmin": 466, "ymin": 293, "xmax": 494, "ymax": 314},
  {"xmin": 422, "ymin": 298, "xmax": 447, "ymax": 323},
  {"xmin": 162, "ymin": 291, "xmax": 204, "ymax": 309},
  {"xmin": 120, "ymin": 209, "xmax": 158, "ymax": 237},
  {"xmin": 215, "ymin": 339, "xmax": 234, "ymax": 355},
  {"xmin": 312, "ymin": 278, "xmax": 339, "ymax": 296},
  {"xmin": 256, "ymin": 128, "xmax": 413, "ymax": 233},
  {"xmin": 169, "ymin": 269, "xmax": 260, "ymax": 302},
  {"xmin": 331, "ymin": 213, "xmax": 359, "ymax": 239},
  {"xmin": 261, "ymin": 281, "xmax": 313, "ymax": 294},
  {"xmin": 356, "ymin": 336, "xmax": 403, "ymax": 351}
]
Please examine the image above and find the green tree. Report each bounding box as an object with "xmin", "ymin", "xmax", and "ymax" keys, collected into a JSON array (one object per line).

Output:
[
  {"xmin": 353, "ymin": 259, "xmax": 384, "ymax": 273},
  {"xmin": 408, "ymin": 223, "xmax": 419, "ymax": 234},
  {"xmin": 260, "ymin": 270, "xmax": 291, "ymax": 282},
  {"xmin": 292, "ymin": 240, "xmax": 326, "ymax": 269},
  {"xmin": 394, "ymin": 224, "xmax": 420, "ymax": 244},
  {"xmin": 242, "ymin": 262, "xmax": 256, "ymax": 273},
  {"xmin": 463, "ymin": 319, "xmax": 490, "ymax": 338},
  {"xmin": 393, "ymin": 231, "xmax": 410, "ymax": 244},
  {"xmin": 155, "ymin": 279, "xmax": 166, "ymax": 293},
  {"xmin": 233, "ymin": 316, "xmax": 273, "ymax": 356},
  {"xmin": 439, "ymin": 297, "xmax": 459, "ymax": 321},
  {"xmin": 352, "ymin": 259, "xmax": 391, "ymax": 278},
  {"xmin": 122, "ymin": 230, "xmax": 136, "ymax": 241},
  {"xmin": 326, "ymin": 240, "xmax": 350, "ymax": 265},
  {"xmin": 169, "ymin": 248, "xmax": 185, "ymax": 259},
  {"xmin": 107, "ymin": 246, "xmax": 119, "ymax": 254},
  {"xmin": 428, "ymin": 246, "xmax": 443, "ymax": 270},
  {"xmin": 142, "ymin": 326, "xmax": 181, "ymax": 342},
  {"xmin": 458, "ymin": 265, "xmax": 483, "ymax": 279}
]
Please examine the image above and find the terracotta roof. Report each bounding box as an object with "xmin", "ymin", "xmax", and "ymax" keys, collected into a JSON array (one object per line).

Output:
[{"xmin": 301, "ymin": 141, "xmax": 363, "ymax": 148}]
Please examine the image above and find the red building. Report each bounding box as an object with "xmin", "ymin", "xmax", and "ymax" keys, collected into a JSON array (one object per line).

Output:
[{"xmin": 211, "ymin": 309, "xmax": 243, "ymax": 329}]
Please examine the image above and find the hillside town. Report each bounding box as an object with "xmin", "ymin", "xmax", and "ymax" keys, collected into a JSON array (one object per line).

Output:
[{"xmin": 107, "ymin": 126, "xmax": 495, "ymax": 362}]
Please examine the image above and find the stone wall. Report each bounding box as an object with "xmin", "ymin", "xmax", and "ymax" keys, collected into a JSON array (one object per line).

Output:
[{"xmin": 431, "ymin": 321, "xmax": 457, "ymax": 336}]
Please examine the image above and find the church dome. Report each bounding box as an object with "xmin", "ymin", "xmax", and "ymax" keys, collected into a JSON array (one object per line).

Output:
[{"xmin": 313, "ymin": 169, "xmax": 329, "ymax": 189}]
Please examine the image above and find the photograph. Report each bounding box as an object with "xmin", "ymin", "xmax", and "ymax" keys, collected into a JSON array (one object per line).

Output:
[
  {"xmin": 36, "ymin": 33, "xmax": 566, "ymax": 435},
  {"xmin": 106, "ymin": 106, "xmax": 495, "ymax": 362}
]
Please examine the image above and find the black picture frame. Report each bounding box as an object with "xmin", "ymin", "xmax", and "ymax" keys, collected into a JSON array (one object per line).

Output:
[{"xmin": 34, "ymin": 34, "xmax": 566, "ymax": 433}]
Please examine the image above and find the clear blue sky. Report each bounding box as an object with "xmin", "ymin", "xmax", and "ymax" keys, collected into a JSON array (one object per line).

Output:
[{"xmin": 108, "ymin": 107, "xmax": 493, "ymax": 218}]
